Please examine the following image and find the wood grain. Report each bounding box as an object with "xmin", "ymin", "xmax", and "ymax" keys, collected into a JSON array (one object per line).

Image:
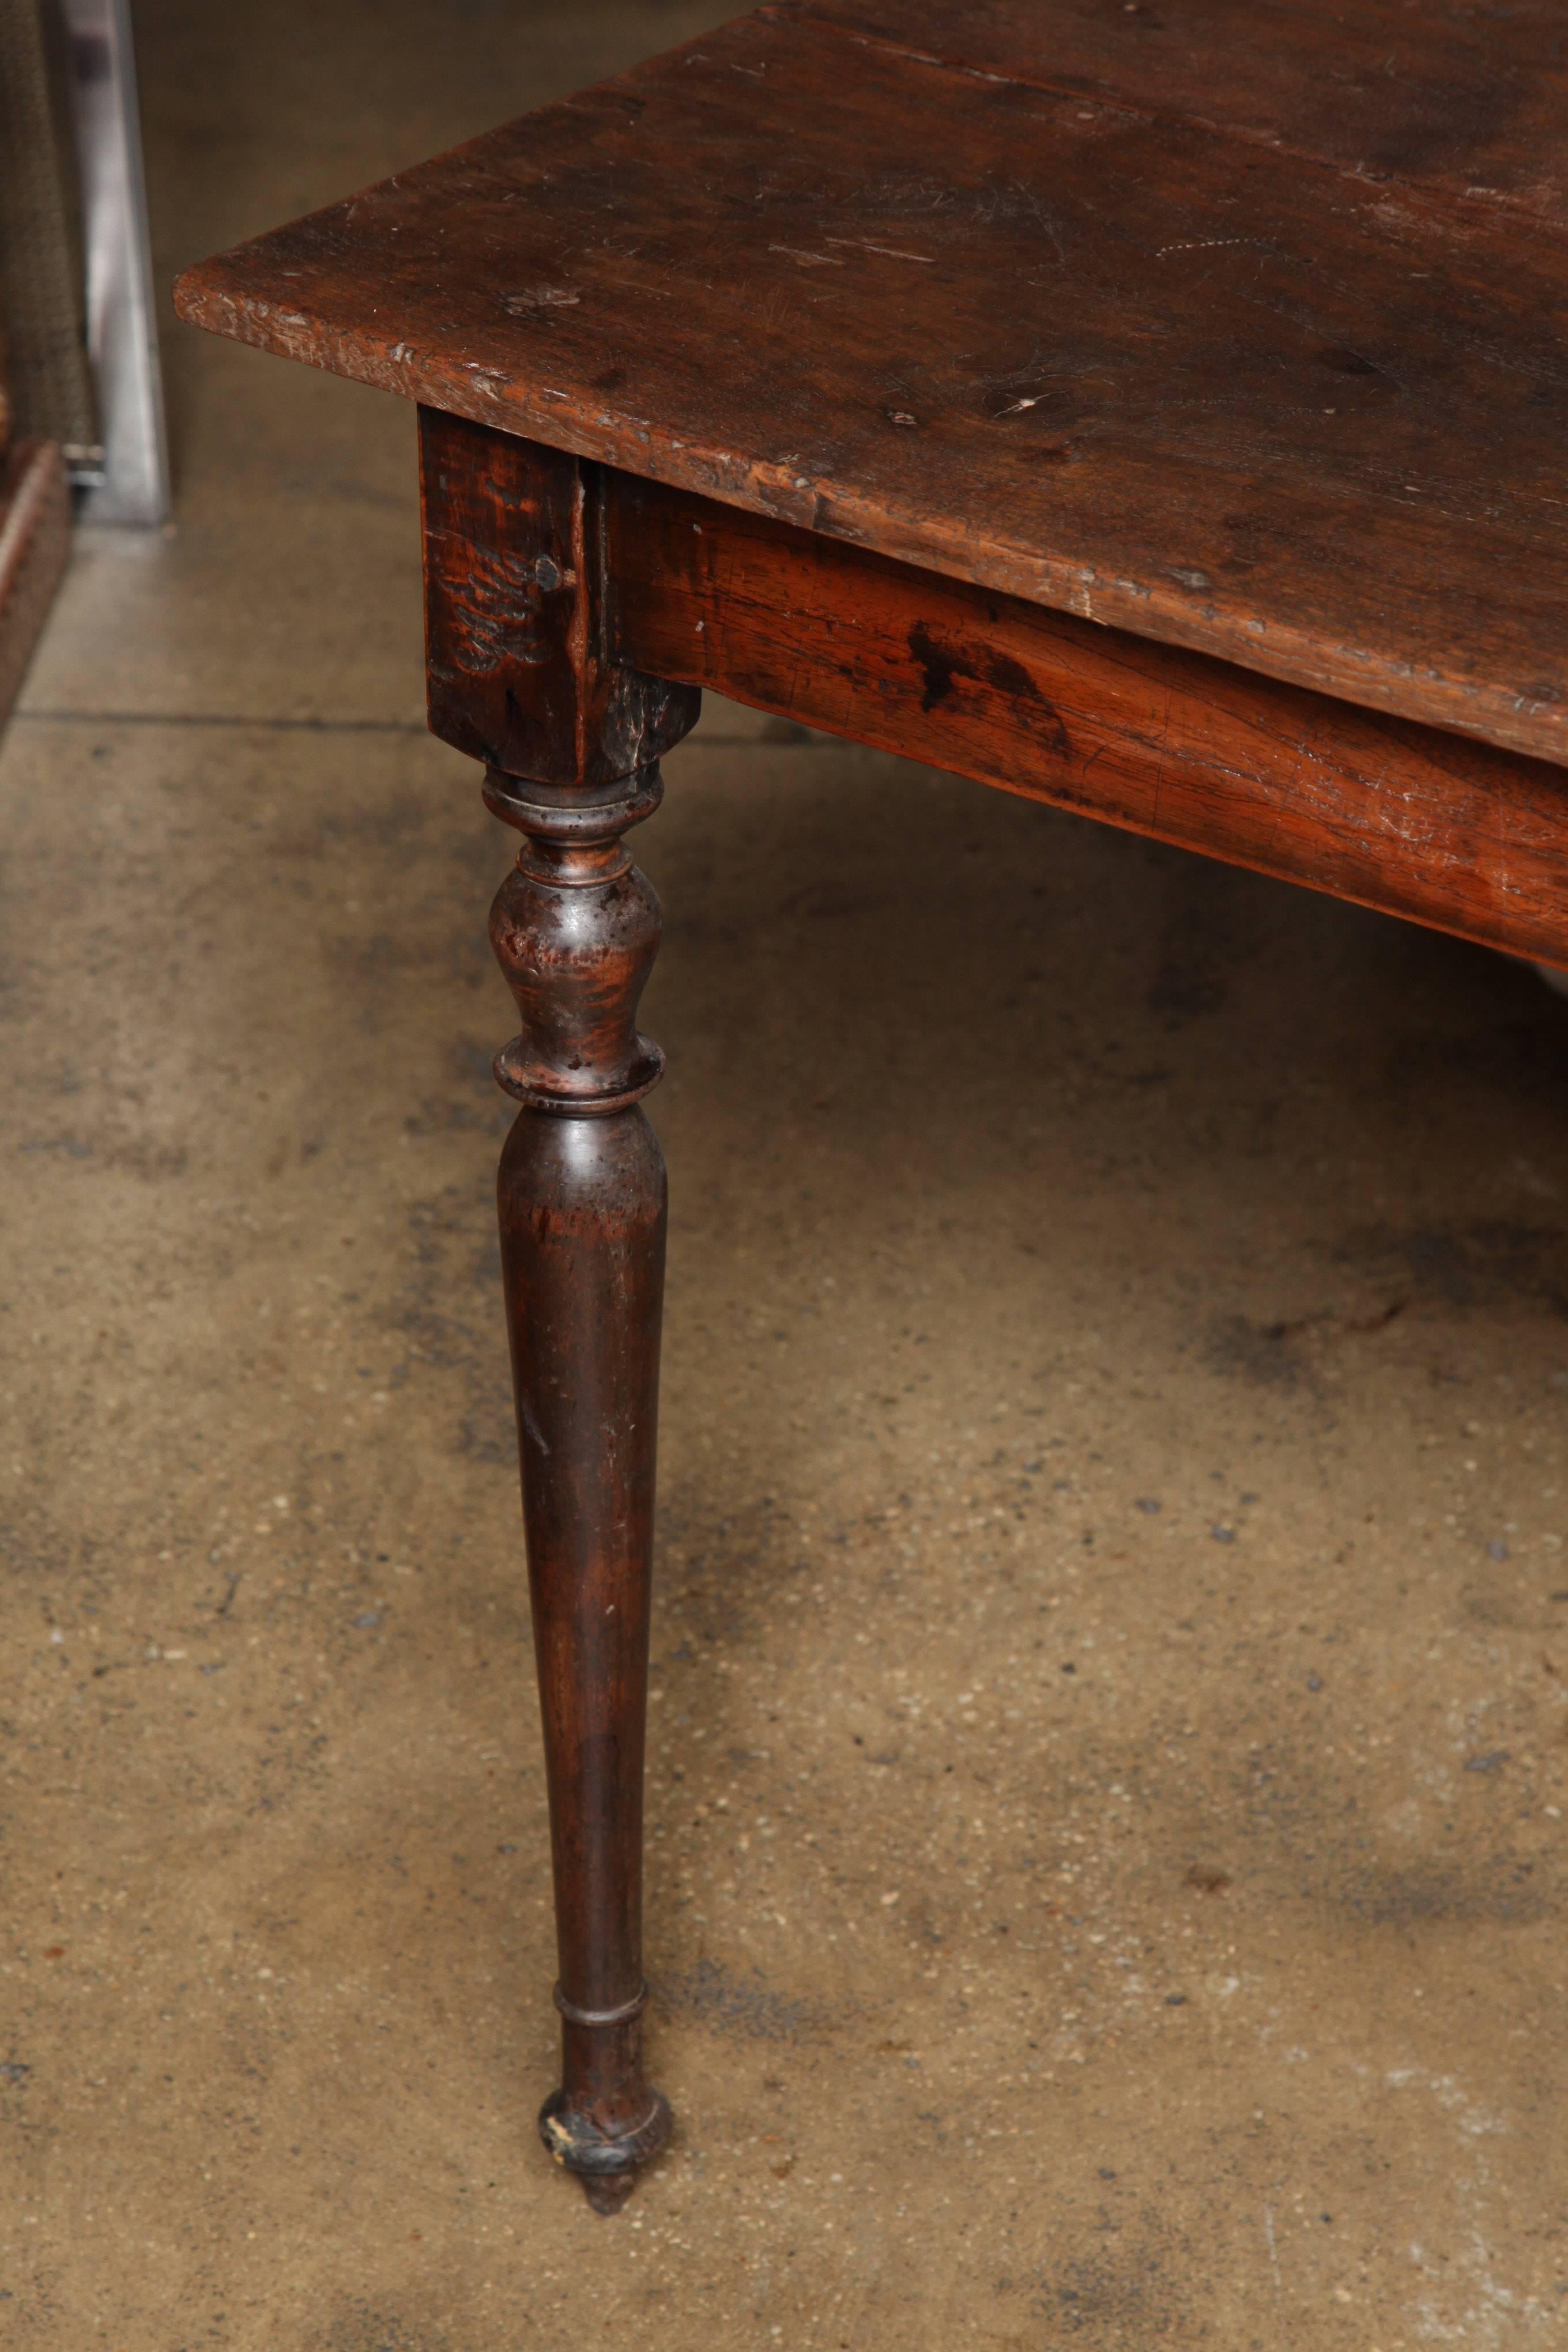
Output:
[
  {"xmin": 798, "ymin": 0, "xmax": 1568, "ymax": 224},
  {"xmin": 609, "ymin": 472, "xmax": 1568, "ymax": 967},
  {"xmin": 174, "ymin": 3, "xmax": 1568, "ymax": 768},
  {"xmin": 420, "ymin": 406, "xmax": 698, "ymax": 785}
]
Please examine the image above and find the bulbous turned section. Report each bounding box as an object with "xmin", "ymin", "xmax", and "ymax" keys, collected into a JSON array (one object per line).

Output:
[{"xmin": 487, "ymin": 763, "xmax": 666, "ymax": 1116}]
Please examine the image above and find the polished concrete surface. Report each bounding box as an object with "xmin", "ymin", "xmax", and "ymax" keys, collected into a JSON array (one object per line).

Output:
[{"xmin": 4, "ymin": 5, "xmax": 1567, "ymax": 2345}]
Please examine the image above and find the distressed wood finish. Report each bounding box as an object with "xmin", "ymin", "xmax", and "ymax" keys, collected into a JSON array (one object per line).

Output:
[
  {"xmin": 176, "ymin": 2, "xmax": 1568, "ymax": 767},
  {"xmin": 427, "ymin": 418, "xmax": 694, "ymax": 2211},
  {"xmin": 491, "ymin": 770, "xmax": 672, "ymax": 2217},
  {"xmin": 802, "ymin": 0, "xmax": 1568, "ymax": 223},
  {"xmin": 419, "ymin": 406, "xmax": 698, "ymax": 784},
  {"xmin": 608, "ymin": 474, "xmax": 1568, "ymax": 967},
  {"xmin": 172, "ymin": 0, "xmax": 1568, "ymax": 2214}
]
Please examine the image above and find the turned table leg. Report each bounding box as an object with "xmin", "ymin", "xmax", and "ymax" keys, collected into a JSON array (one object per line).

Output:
[
  {"xmin": 488, "ymin": 762, "xmax": 672, "ymax": 2210},
  {"xmin": 417, "ymin": 409, "xmax": 700, "ymax": 2209}
]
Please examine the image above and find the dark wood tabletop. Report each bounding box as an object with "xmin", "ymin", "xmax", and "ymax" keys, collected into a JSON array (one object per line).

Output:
[{"xmin": 176, "ymin": 0, "xmax": 1568, "ymax": 768}]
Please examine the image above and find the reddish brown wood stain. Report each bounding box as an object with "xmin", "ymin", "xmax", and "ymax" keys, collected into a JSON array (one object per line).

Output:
[
  {"xmin": 420, "ymin": 406, "xmax": 698, "ymax": 784},
  {"xmin": 175, "ymin": 2, "xmax": 1568, "ymax": 766},
  {"xmin": 172, "ymin": 0, "xmax": 1568, "ymax": 2214},
  {"xmin": 444, "ymin": 426, "xmax": 683, "ymax": 2210},
  {"xmin": 609, "ymin": 473, "xmax": 1568, "ymax": 966}
]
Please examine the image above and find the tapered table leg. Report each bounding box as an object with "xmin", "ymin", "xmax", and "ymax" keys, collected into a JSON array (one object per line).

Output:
[
  {"xmin": 414, "ymin": 413, "xmax": 699, "ymax": 2206},
  {"xmin": 488, "ymin": 762, "xmax": 673, "ymax": 2212}
]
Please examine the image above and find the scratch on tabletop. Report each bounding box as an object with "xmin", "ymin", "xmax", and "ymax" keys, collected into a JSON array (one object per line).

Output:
[
  {"xmin": 1158, "ymin": 236, "xmax": 1273, "ymax": 257},
  {"xmin": 824, "ymin": 237, "xmax": 936, "ymax": 263}
]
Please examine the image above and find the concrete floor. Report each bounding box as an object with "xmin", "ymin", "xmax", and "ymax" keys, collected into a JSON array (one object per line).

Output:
[{"xmin": 4, "ymin": 3, "xmax": 1568, "ymax": 2345}]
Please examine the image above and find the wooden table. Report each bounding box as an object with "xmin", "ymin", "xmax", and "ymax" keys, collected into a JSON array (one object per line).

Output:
[{"xmin": 175, "ymin": 0, "xmax": 1568, "ymax": 2212}]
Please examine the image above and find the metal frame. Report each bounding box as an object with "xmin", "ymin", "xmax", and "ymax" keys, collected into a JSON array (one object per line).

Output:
[{"xmin": 63, "ymin": 0, "xmax": 169, "ymax": 524}]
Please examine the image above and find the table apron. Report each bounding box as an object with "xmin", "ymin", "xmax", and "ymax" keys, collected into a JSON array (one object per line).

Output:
[{"xmin": 607, "ymin": 471, "xmax": 1568, "ymax": 970}]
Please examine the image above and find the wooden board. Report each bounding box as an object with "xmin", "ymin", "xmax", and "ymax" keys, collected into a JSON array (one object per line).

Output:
[
  {"xmin": 801, "ymin": 0, "xmax": 1568, "ymax": 224},
  {"xmin": 175, "ymin": 2, "xmax": 1568, "ymax": 767},
  {"xmin": 608, "ymin": 469, "xmax": 1568, "ymax": 969}
]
